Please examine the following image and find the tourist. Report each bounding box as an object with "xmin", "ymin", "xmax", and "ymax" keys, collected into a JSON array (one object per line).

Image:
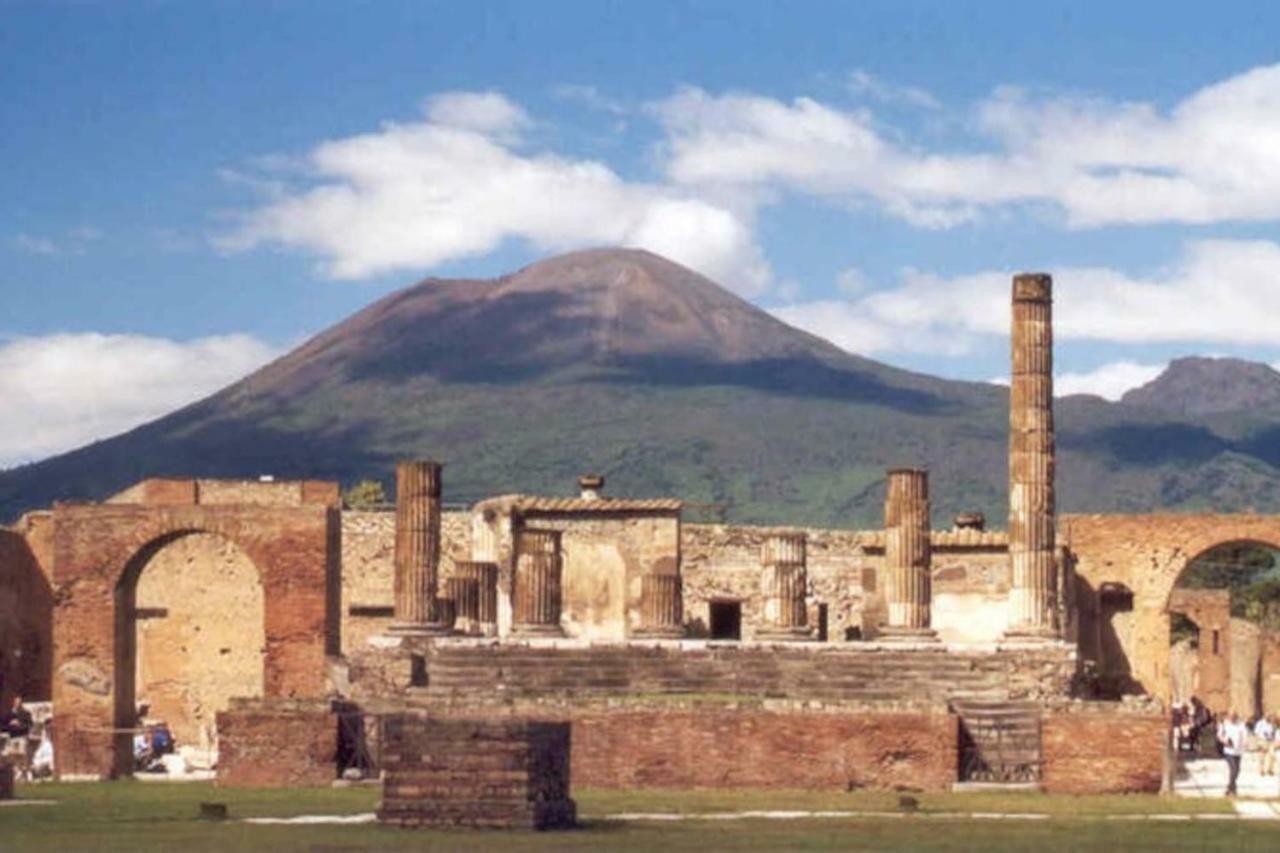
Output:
[
  {"xmin": 1261, "ymin": 714, "xmax": 1279, "ymax": 777},
  {"xmin": 1217, "ymin": 710, "xmax": 1248, "ymax": 796},
  {"xmin": 29, "ymin": 723, "xmax": 53, "ymax": 780},
  {"xmin": 1, "ymin": 696, "xmax": 33, "ymax": 739}
]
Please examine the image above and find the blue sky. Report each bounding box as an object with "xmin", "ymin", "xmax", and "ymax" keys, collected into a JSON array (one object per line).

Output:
[{"xmin": 5, "ymin": 1, "xmax": 1280, "ymax": 464}]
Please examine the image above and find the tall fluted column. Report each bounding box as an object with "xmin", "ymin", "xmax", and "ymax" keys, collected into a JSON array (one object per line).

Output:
[
  {"xmin": 1006, "ymin": 273, "xmax": 1059, "ymax": 639},
  {"xmin": 456, "ymin": 560, "xmax": 499, "ymax": 636},
  {"xmin": 391, "ymin": 460, "xmax": 450, "ymax": 635},
  {"xmin": 757, "ymin": 532, "xmax": 812, "ymax": 641},
  {"xmin": 635, "ymin": 574, "xmax": 684, "ymax": 638},
  {"xmin": 513, "ymin": 529, "xmax": 564, "ymax": 636},
  {"xmin": 881, "ymin": 468, "xmax": 938, "ymax": 642}
]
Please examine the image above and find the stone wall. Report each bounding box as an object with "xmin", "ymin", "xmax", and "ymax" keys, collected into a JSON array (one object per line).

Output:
[
  {"xmin": 215, "ymin": 699, "xmax": 336, "ymax": 787},
  {"xmin": 378, "ymin": 716, "xmax": 576, "ymax": 829},
  {"xmin": 568, "ymin": 708, "xmax": 957, "ymax": 791},
  {"xmin": 681, "ymin": 523, "xmax": 1010, "ymax": 643},
  {"xmin": 0, "ymin": 513, "xmax": 53, "ymax": 707},
  {"xmin": 340, "ymin": 511, "xmax": 471, "ymax": 651},
  {"xmin": 1040, "ymin": 706, "xmax": 1165, "ymax": 794},
  {"xmin": 133, "ymin": 533, "xmax": 266, "ymax": 747},
  {"xmin": 1167, "ymin": 588, "xmax": 1230, "ymax": 711},
  {"xmin": 1066, "ymin": 512, "xmax": 1280, "ymax": 702},
  {"xmin": 1230, "ymin": 618, "xmax": 1261, "ymax": 717},
  {"xmin": 50, "ymin": 502, "xmax": 335, "ymax": 779}
]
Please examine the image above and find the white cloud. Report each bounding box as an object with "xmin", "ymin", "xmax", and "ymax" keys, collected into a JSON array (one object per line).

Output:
[
  {"xmin": 13, "ymin": 228, "xmax": 102, "ymax": 256},
  {"xmin": 424, "ymin": 91, "xmax": 531, "ymax": 140},
  {"xmin": 0, "ymin": 333, "xmax": 280, "ymax": 467},
  {"xmin": 13, "ymin": 234, "xmax": 59, "ymax": 255},
  {"xmin": 221, "ymin": 91, "xmax": 771, "ymax": 294},
  {"xmin": 551, "ymin": 84, "xmax": 628, "ymax": 116},
  {"xmin": 1056, "ymin": 362, "xmax": 1166, "ymax": 400},
  {"xmin": 774, "ymin": 239, "xmax": 1280, "ymax": 356},
  {"xmin": 652, "ymin": 63, "xmax": 1280, "ymax": 228},
  {"xmin": 848, "ymin": 70, "xmax": 940, "ymax": 110}
]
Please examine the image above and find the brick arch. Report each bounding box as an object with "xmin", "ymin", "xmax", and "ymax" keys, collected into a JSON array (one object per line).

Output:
[
  {"xmin": 1066, "ymin": 513, "xmax": 1280, "ymax": 704},
  {"xmin": 113, "ymin": 528, "xmax": 268, "ymax": 768},
  {"xmin": 51, "ymin": 502, "xmax": 335, "ymax": 779}
]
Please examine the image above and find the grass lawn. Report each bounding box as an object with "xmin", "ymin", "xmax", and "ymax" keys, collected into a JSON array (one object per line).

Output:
[{"xmin": 0, "ymin": 781, "xmax": 1272, "ymax": 852}]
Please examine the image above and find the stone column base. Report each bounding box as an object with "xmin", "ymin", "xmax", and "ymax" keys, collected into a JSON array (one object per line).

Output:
[
  {"xmin": 511, "ymin": 623, "xmax": 565, "ymax": 638},
  {"xmin": 755, "ymin": 626, "xmax": 815, "ymax": 642},
  {"xmin": 878, "ymin": 626, "xmax": 940, "ymax": 643}
]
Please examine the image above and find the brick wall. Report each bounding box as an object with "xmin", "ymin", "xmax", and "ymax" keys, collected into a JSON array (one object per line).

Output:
[
  {"xmin": 424, "ymin": 704, "xmax": 959, "ymax": 792},
  {"xmin": 1040, "ymin": 708, "xmax": 1164, "ymax": 794},
  {"xmin": 216, "ymin": 700, "xmax": 336, "ymax": 787}
]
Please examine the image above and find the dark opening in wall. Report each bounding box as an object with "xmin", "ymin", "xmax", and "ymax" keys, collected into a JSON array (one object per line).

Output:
[
  {"xmin": 709, "ymin": 600, "xmax": 741, "ymax": 641},
  {"xmin": 817, "ymin": 603, "xmax": 829, "ymax": 642},
  {"xmin": 348, "ymin": 605, "xmax": 395, "ymax": 618},
  {"xmin": 1212, "ymin": 629, "xmax": 1220, "ymax": 656},
  {"xmin": 409, "ymin": 654, "xmax": 428, "ymax": 687},
  {"xmin": 844, "ymin": 626, "xmax": 863, "ymax": 642}
]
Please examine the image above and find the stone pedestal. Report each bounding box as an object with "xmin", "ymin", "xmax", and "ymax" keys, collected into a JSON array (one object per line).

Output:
[
  {"xmin": 881, "ymin": 468, "xmax": 938, "ymax": 643},
  {"xmin": 513, "ymin": 530, "xmax": 564, "ymax": 637},
  {"xmin": 634, "ymin": 574, "xmax": 685, "ymax": 638},
  {"xmin": 390, "ymin": 460, "xmax": 450, "ymax": 636},
  {"xmin": 377, "ymin": 716, "xmax": 577, "ymax": 830},
  {"xmin": 1006, "ymin": 274, "xmax": 1059, "ymax": 640},
  {"xmin": 757, "ymin": 533, "xmax": 812, "ymax": 641}
]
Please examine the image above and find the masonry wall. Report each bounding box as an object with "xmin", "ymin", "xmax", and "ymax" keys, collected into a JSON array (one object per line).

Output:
[
  {"xmin": 681, "ymin": 523, "xmax": 1010, "ymax": 643},
  {"xmin": 1040, "ymin": 707, "xmax": 1165, "ymax": 794},
  {"xmin": 339, "ymin": 511, "xmax": 471, "ymax": 651},
  {"xmin": 133, "ymin": 533, "xmax": 266, "ymax": 748},
  {"xmin": 515, "ymin": 512, "xmax": 680, "ymax": 639},
  {"xmin": 0, "ymin": 513, "xmax": 53, "ymax": 707},
  {"xmin": 1066, "ymin": 512, "xmax": 1280, "ymax": 703},
  {"xmin": 215, "ymin": 699, "xmax": 336, "ymax": 787}
]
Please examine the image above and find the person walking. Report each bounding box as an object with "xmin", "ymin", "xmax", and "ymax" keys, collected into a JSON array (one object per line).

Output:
[
  {"xmin": 1218, "ymin": 711, "xmax": 1248, "ymax": 796},
  {"xmin": 1260, "ymin": 714, "xmax": 1279, "ymax": 777}
]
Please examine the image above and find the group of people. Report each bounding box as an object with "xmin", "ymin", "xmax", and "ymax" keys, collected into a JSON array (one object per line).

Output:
[
  {"xmin": 1173, "ymin": 697, "xmax": 1280, "ymax": 797},
  {"xmin": 131, "ymin": 704, "xmax": 177, "ymax": 773},
  {"xmin": 1, "ymin": 696, "xmax": 53, "ymax": 780}
]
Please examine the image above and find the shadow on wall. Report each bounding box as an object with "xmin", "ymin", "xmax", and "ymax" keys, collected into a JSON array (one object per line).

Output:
[
  {"xmin": 1074, "ymin": 576, "xmax": 1144, "ymax": 699},
  {"xmin": 0, "ymin": 529, "xmax": 53, "ymax": 705}
]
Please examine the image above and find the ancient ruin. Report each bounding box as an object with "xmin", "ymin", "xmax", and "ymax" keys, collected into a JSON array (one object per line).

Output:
[{"xmin": 2, "ymin": 272, "xmax": 1278, "ymax": 795}]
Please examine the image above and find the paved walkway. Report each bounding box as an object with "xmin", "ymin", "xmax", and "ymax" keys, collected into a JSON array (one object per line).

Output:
[{"xmin": 1175, "ymin": 755, "xmax": 1280, "ymax": 799}]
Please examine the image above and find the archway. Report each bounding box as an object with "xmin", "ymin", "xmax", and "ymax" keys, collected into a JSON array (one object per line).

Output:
[
  {"xmin": 113, "ymin": 531, "xmax": 265, "ymax": 774},
  {"xmin": 1167, "ymin": 540, "xmax": 1279, "ymax": 717}
]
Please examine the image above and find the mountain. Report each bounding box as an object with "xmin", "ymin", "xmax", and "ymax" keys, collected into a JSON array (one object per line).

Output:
[
  {"xmin": 4, "ymin": 248, "xmax": 1280, "ymax": 527},
  {"xmin": 1121, "ymin": 357, "xmax": 1280, "ymax": 416}
]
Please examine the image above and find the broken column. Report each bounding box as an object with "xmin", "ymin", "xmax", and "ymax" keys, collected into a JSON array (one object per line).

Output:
[
  {"xmin": 757, "ymin": 532, "xmax": 812, "ymax": 640},
  {"xmin": 455, "ymin": 560, "xmax": 499, "ymax": 635},
  {"xmin": 391, "ymin": 460, "xmax": 450, "ymax": 635},
  {"xmin": 513, "ymin": 529, "xmax": 564, "ymax": 636},
  {"xmin": 1006, "ymin": 273, "xmax": 1059, "ymax": 639},
  {"xmin": 881, "ymin": 468, "xmax": 937, "ymax": 642},
  {"xmin": 635, "ymin": 574, "xmax": 684, "ymax": 639}
]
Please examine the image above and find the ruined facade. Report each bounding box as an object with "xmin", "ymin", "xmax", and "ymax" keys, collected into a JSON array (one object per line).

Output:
[{"xmin": 2, "ymin": 271, "xmax": 1278, "ymax": 791}]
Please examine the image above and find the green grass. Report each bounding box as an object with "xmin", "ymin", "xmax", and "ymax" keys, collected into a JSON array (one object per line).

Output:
[{"xmin": 0, "ymin": 782, "xmax": 1264, "ymax": 852}]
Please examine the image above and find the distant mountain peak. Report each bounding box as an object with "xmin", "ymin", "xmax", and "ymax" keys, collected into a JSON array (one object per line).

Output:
[{"xmin": 1121, "ymin": 356, "xmax": 1280, "ymax": 415}]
